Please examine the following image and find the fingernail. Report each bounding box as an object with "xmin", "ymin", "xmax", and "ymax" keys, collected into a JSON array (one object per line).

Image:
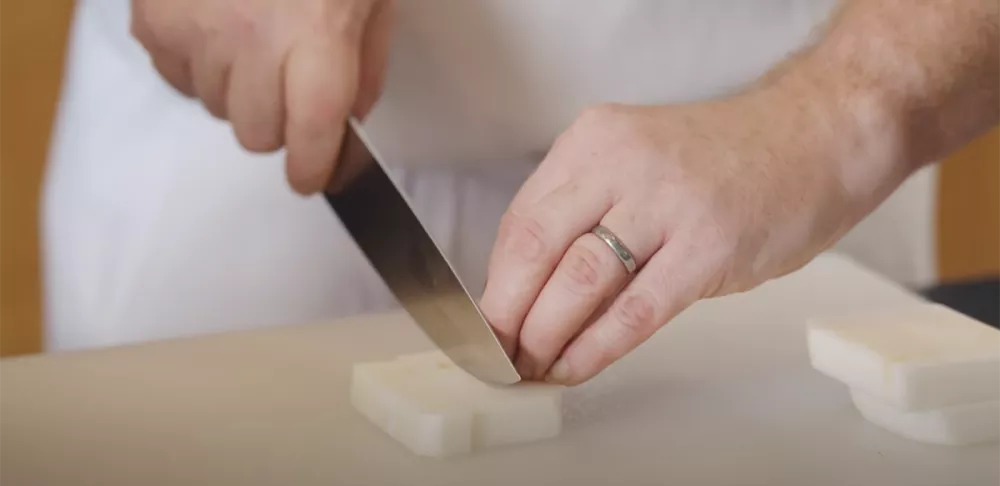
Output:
[{"xmin": 545, "ymin": 358, "xmax": 571, "ymax": 384}]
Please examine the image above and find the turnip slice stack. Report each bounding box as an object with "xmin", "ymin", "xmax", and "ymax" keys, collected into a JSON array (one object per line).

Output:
[
  {"xmin": 807, "ymin": 303, "xmax": 1000, "ymax": 446},
  {"xmin": 350, "ymin": 350, "xmax": 563, "ymax": 458}
]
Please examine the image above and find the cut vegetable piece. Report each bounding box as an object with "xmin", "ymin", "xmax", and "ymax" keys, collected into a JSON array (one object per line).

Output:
[
  {"xmin": 851, "ymin": 389, "xmax": 999, "ymax": 446},
  {"xmin": 807, "ymin": 303, "xmax": 1000, "ymax": 411},
  {"xmin": 349, "ymin": 359, "xmax": 473, "ymax": 457},
  {"xmin": 350, "ymin": 350, "xmax": 563, "ymax": 458}
]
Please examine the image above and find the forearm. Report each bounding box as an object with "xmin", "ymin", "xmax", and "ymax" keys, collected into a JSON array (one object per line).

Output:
[{"xmin": 763, "ymin": 0, "xmax": 999, "ymax": 177}]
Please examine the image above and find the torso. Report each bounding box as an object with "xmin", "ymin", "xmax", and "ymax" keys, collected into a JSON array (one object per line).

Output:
[
  {"xmin": 83, "ymin": 0, "xmax": 837, "ymax": 170},
  {"xmin": 365, "ymin": 0, "xmax": 836, "ymax": 170},
  {"xmin": 45, "ymin": 0, "xmax": 863, "ymax": 350}
]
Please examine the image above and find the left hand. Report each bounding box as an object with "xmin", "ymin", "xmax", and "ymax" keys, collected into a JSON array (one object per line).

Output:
[{"xmin": 478, "ymin": 92, "xmax": 908, "ymax": 385}]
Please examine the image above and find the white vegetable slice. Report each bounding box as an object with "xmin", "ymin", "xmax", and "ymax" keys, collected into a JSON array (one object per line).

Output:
[
  {"xmin": 350, "ymin": 350, "xmax": 563, "ymax": 458},
  {"xmin": 851, "ymin": 389, "xmax": 999, "ymax": 446},
  {"xmin": 807, "ymin": 303, "xmax": 1000, "ymax": 411}
]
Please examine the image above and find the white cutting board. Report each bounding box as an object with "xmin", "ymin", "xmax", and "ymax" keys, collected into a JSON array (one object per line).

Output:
[{"xmin": 1, "ymin": 253, "xmax": 997, "ymax": 486}]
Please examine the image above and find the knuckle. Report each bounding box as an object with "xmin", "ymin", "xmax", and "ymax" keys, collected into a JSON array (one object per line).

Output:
[
  {"xmin": 577, "ymin": 103, "xmax": 625, "ymax": 127},
  {"xmin": 569, "ymin": 103, "xmax": 650, "ymax": 170},
  {"xmin": 223, "ymin": 7, "xmax": 260, "ymax": 42},
  {"xmin": 612, "ymin": 290, "xmax": 659, "ymax": 336},
  {"xmin": 575, "ymin": 103, "xmax": 637, "ymax": 140},
  {"xmin": 498, "ymin": 211, "xmax": 548, "ymax": 263},
  {"xmin": 560, "ymin": 242, "xmax": 610, "ymax": 296}
]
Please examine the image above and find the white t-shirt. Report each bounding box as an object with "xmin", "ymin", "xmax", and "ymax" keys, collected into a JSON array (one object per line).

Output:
[{"xmin": 43, "ymin": 0, "xmax": 934, "ymax": 351}]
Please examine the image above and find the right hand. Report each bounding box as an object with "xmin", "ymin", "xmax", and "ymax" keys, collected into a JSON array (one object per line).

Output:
[{"xmin": 131, "ymin": 0, "xmax": 394, "ymax": 194}]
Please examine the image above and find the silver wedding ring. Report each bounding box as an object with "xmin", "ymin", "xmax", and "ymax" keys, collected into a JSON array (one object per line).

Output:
[{"xmin": 591, "ymin": 225, "xmax": 637, "ymax": 275}]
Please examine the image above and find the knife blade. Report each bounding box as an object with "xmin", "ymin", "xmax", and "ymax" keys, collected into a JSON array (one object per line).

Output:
[{"xmin": 323, "ymin": 117, "xmax": 521, "ymax": 385}]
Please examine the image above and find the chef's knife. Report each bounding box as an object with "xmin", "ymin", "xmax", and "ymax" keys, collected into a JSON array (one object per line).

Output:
[{"xmin": 323, "ymin": 117, "xmax": 521, "ymax": 386}]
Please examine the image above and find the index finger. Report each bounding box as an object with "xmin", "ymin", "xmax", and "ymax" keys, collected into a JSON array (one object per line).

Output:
[
  {"xmin": 283, "ymin": 36, "xmax": 362, "ymax": 194},
  {"xmin": 479, "ymin": 176, "xmax": 614, "ymax": 357}
]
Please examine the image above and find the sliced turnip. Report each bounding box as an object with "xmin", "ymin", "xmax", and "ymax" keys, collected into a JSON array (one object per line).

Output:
[{"xmin": 350, "ymin": 350, "xmax": 563, "ymax": 458}]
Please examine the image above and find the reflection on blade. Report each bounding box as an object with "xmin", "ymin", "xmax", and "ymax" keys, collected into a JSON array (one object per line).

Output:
[{"xmin": 323, "ymin": 118, "xmax": 520, "ymax": 385}]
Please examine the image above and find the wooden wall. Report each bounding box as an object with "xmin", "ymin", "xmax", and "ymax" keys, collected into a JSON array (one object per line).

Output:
[
  {"xmin": 0, "ymin": 0, "xmax": 76, "ymax": 356},
  {"xmin": 936, "ymin": 128, "xmax": 1000, "ymax": 282}
]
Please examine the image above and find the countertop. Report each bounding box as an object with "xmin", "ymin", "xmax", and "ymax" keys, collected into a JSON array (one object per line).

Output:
[{"xmin": 2, "ymin": 253, "xmax": 996, "ymax": 486}]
